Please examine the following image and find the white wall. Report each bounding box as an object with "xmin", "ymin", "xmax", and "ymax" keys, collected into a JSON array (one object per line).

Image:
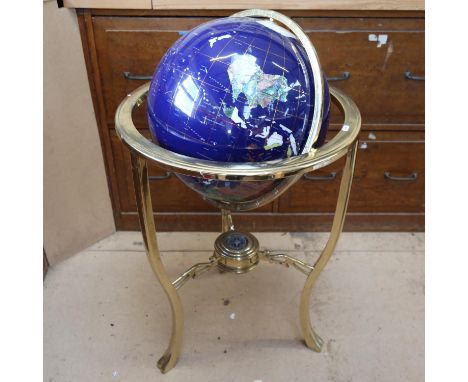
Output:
[{"xmin": 44, "ymin": 0, "xmax": 115, "ymax": 265}]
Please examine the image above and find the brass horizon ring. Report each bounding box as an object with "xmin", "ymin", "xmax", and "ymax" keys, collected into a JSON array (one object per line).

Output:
[{"xmin": 115, "ymin": 84, "xmax": 361, "ymax": 181}]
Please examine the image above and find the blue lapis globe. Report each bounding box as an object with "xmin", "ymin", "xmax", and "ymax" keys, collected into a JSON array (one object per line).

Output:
[{"xmin": 147, "ymin": 17, "xmax": 330, "ymax": 207}]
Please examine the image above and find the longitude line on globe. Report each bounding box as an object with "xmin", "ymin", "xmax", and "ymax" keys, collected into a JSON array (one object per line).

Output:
[
  {"xmin": 264, "ymin": 30, "xmax": 288, "ymax": 152},
  {"xmin": 196, "ymin": 35, "xmax": 241, "ymax": 150},
  {"xmin": 287, "ymin": 36, "xmax": 309, "ymax": 147},
  {"xmin": 209, "ymin": 34, "xmax": 257, "ymax": 161}
]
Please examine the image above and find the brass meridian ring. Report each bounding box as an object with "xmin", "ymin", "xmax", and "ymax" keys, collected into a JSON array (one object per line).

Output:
[{"xmin": 230, "ymin": 9, "xmax": 324, "ymax": 154}]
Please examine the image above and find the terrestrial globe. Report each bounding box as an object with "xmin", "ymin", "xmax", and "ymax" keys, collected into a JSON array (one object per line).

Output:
[{"xmin": 147, "ymin": 17, "xmax": 330, "ymax": 209}]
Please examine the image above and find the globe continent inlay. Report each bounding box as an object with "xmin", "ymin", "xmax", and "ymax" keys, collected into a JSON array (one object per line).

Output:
[{"xmin": 147, "ymin": 17, "xmax": 330, "ymax": 206}]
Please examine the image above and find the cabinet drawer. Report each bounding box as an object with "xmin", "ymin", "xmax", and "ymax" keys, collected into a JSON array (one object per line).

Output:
[
  {"xmin": 93, "ymin": 17, "xmax": 214, "ymax": 127},
  {"xmin": 93, "ymin": 16, "xmax": 424, "ymax": 129},
  {"xmin": 110, "ymin": 130, "xmax": 273, "ymax": 213},
  {"xmin": 295, "ymin": 17, "xmax": 425, "ymax": 125},
  {"xmin": 278, "ymin": 131, "xmax": 425, "ymax": 213}
]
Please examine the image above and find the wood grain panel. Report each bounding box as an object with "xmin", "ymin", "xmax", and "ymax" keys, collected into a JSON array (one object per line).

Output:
[
  {"xmin": 65, "ymin": 1, "xmax": 425, "ymax": 11},
  {"xmin": 86, "ymin": 9, "xmax": 425, "ymax": 18},
  {"xmin": 279, "ymin": 131, "xmax": 425, "ymax": 213},
  {"xmin": 64, "ymin": 0, "xmax": 151, "ymax": 8},
  {"xmin": 92, "ymin": 16, "xmax": 424, "ymax": 128},
  {"xmin": 92, "ymin": 17, "xmax": 213, "ymax": 126},
  {"xmin": 149, "ymin": 1, "xmax": 424, "ymax": 11},
  {"xmin": 117, "ymin": 211, "xmax": 424, "ymax": 232},
  {"xmin": 296, "ymin": 17, "xmax": 425, "ymax": 125}
]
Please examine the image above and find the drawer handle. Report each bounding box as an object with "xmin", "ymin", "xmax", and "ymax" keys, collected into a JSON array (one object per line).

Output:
[
  {"xmin": 404, "ymin": 71, "xmax": 425, "ymax": 81},
  {"xmin": 149, "ymin": 172, "xmax": 171, "ymax": 181},
  {"xmin": 123, "ymin": 71, "xmax": 152, "ymax": 81},
  {"xmin": 326, "ymin": 71, "xmax": 350, "ymax": 82},
  {"xmin": 304, "ymin": 172, "xmax": 337, "ymax": 181},
  {"xmin": 384, "ymin": 171, "xmax": 418, "ymax": 181}
]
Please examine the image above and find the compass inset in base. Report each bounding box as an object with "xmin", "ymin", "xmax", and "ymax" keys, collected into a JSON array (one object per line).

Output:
[{"xmin": 214, "ymin": 231, "xmax": 260, "ymax": 274}]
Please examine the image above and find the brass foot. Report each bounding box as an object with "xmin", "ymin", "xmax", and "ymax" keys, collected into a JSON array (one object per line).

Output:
[
  {"xmin": 304, "ymin": 331, "xmax": 324, "ymax": 352},
  {"xmin": 157, "ymin": 351, "xmax": 175, "ymax": 374}
]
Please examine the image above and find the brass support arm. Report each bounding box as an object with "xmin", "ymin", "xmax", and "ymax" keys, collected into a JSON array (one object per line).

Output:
[
  {"xmin": 259, "ymin": 250, "xmax": 314, "ymax": 276},
  {"xmin": 172, "ymin": 257, "xmax": 217, "ymax": 290}
]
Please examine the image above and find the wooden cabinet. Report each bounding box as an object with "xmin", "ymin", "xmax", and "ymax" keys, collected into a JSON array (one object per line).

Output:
[
  {"xmin": 279, "ymin": 131, "xmax": 425, "ymax": 213},
  {"xmin": 297, "ymin": 17, "xmax": 425, "ymax": 125},
  {"xmin": 92, "ymin": 17, "xmax": 213, "ymax": 128},
  {"xmin": 78, "ymin": 9, "xmax": 424, "ymax": 232}
]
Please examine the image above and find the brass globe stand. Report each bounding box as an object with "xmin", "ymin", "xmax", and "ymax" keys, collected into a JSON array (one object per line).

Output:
[
  {"xmin": 115, "ymin": 8, "xmax": 361, "ymax": 374},
  {"xmin": 115, "ymin": 82, "xmax": 360, "ymax": 373}
]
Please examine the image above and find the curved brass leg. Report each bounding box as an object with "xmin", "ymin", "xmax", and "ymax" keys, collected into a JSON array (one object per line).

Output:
[
  {"xmin": 299, "ymin": 140, "xmax": 358, "ymax": 351},
  {"xmin": 131, "ymin": 154, "xmax": 183, "ymax": 373}
]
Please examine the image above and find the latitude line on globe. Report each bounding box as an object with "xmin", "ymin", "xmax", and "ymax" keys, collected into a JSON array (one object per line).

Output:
[
  {"xmin": 157, "ymin": 22, "xmax": 313, "ymax": 160},
  {"xmin": 166, "ymin": 61, "xmax": 307, "ymax": 105},
  {"xmin": 166, "ymin": 61, "xmax": 305, "ymax": 102},
  {"xmin": 207, "ymin": 28, "xmax": 308, "ymax": 155},
  {"xmin": 228, "ymin": 28, "xmax": 297, "ymax": 64},
  {"xmin": 190, "ymin": 46, "xmax": 296, "ymax": 70},
  {"xmin": 176, "ymin": 23, "xmax": 307, "ymax": 97},
  {"xmin": 160, "ymin": 47, "xmax": 308, "ymax": 146},
  {"xmin": 185, "ymin": 39, "xmax": 307, "ymax": 97}
]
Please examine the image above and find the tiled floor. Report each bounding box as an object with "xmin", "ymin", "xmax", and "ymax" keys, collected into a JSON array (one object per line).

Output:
[{"xmin": 44, "ymin": 232, "xmax": 424, "ymax": 382}]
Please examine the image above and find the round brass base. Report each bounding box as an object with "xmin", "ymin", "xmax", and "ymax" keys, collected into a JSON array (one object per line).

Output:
[{"xmin": 214, "ymin": 231, "xmax": 259, "ymax": 274}]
